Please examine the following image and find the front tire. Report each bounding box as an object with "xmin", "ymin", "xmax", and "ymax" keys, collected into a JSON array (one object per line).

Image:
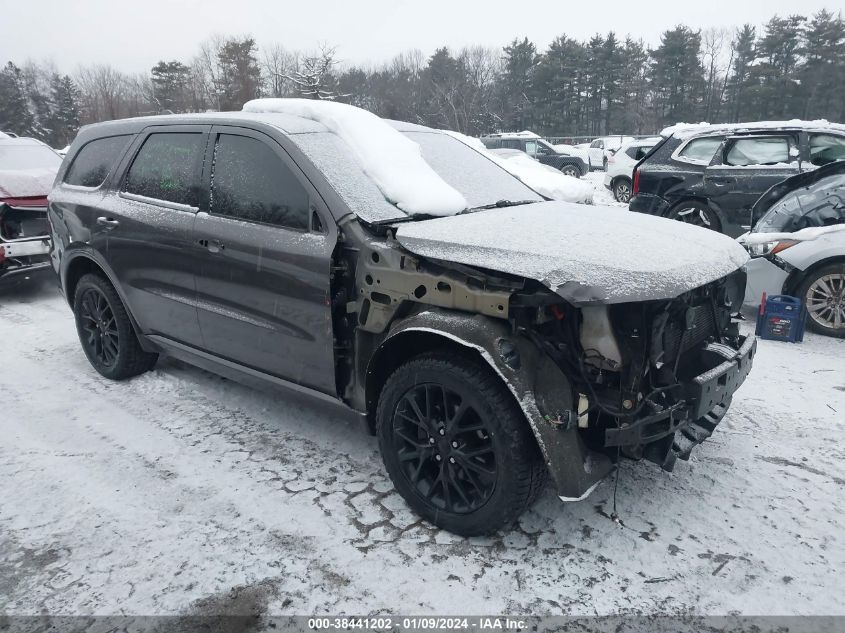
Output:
[
  {"xmin": 73, "ymin": 273, "xmax": 158, "ymax": 379},
  {"xmin": 376, "ymin": 353, "xmax": 547, "ymax": 536},
  {"xmin": 797, "ymin": 264, "xmax": 845, "ymax": 337}
]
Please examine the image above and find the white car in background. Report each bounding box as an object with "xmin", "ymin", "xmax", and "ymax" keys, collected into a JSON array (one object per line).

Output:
[
  {"xmin": 486, "ymin": 148, "xmax": 594, "ymax": 204},
  {"xmin": 740, "ymin": 161, "xmax": 845, "ymax": 337},
  {"xmin": 588, "ymin": 135, "xmax": 636, "ymax": 170},
  {"xmin": 603, "ymin": 137, "xmax": 661, "ymax": 203}
]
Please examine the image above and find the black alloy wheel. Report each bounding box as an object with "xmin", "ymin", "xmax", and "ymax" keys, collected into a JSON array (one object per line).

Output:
[
  {"xmin": 78, "ymin": 287, "xmax": 120, "ymax": 368},
  {"xmin": 392, "ymin": 382, "xmax": 496, "ymax": 514}
]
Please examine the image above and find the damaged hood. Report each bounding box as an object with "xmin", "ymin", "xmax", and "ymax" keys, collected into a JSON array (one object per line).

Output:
[
  {"xmin": 0, "ymin": 168, "xmax": 57, "ymax": 199},
  {"xmin": 394, "ymin": 201, "xmax": 749, "ymax": 305}
]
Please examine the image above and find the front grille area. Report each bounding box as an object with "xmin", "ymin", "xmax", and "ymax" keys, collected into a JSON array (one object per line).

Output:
[{"xmin": 662, "ymin": 303, "xmax": 716, "ymax": 364}]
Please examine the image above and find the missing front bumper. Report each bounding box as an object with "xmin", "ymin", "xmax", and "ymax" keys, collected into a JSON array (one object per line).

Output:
[{"xmin": 604, "ymin": 335, "xmax": 756, "ymax": 468}]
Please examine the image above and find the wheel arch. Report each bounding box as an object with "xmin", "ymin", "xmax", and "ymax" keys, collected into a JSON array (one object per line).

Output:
[
  {"xmin": 363, "ymin": 310, "xmax": 614, "ymax": 499},
  {"xmin": 665, "ymin": 196, "xmax": 727, "ymax": 230},
  {"xmin": 63, "ymin": 251, "xmax": 150, "ymax": 350},
  {"xmin": 783, "ymin": 255, "xmax": 845, "ymax": 296}
]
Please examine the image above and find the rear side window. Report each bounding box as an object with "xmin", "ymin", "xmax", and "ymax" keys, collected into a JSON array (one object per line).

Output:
[
  {"xmin": 725, "ymin": 137, "xmax": 791, "ymax": 166},
  {"xmin": 501, "ymin": 139, "xmax": 521, "ymax": 150},
  {"xmin": 124, "ymin": 133, "xmax": 204, "ymax": 206},
  {"xmin": 809, "ymin": 134, "xmax": 845, "ymax": 167},
  {"xmin": 678, "ymin": 136, "xmax": 723, "ymax": 163},
  {"xmin": 210, "ymin": 133, "xmax": 310, "ymax": 231},
  {"xmin": 64, "ymin": 135, "xmax": 130, "ymax": 187}
]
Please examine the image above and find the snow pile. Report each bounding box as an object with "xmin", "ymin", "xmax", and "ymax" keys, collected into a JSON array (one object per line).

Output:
[
  {"xmin": 662, "ymin": 119, "xmax": 845, "ymax": 140},
  {"xmin": 741, "ymin": 224, "xmax": 845, "ymax": 245},
  {"xmin": 442, "ymin": 130, "xmax": 592, "ymax": 204},
  {"xmin": 243, "ymin": 98, "xmax": 467, "ymax": 216},
  {"xmin": 0, "ymin": 131, "xmax": 9, "ymax": 139},
  {"xmin": 396, "ymin": 201, "xmax": 749, "ymax": 304}
]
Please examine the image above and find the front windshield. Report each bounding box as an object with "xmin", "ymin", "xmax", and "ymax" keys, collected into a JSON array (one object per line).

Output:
[
  {"xmin": 755, "ymin": 173, "xmax": 845, "ymax": 233},
  {"xmin": 406, "ymin": 131, "xmax": 543, "ymax": 210},
  {"xmin": 0, "ymin": 144, "xmax": 62, "ymax": 171}
]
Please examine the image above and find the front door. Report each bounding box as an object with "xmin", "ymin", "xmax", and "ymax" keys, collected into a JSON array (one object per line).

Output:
[
  {"xmin": 703, "ymin": 134, "xmax": 802, "ymax": 232},
  {"xmin": 103, "ymin": 126, "xmax": 208, "ymax": 348},
  {"xmin": 193, "ymin": 126, "xmax": 338, "ymax": 395}
]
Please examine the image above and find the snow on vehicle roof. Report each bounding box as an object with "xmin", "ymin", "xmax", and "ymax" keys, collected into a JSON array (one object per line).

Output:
[
  {"xmin": 243, "ymin": 98, "xmax": 466, "ymax": 216},
  {"xmin": 662, "ymin": 120, "xmax": 845, "ymax": 140},
  {"xmin": 481, "ymin": 130, "xmax": 541, "ymax": 139}
]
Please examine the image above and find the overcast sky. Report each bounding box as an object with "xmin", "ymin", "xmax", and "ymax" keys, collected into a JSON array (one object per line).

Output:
[{"xmin": 1, "ymin": 0, "xmax": 838, "ymax": 73}]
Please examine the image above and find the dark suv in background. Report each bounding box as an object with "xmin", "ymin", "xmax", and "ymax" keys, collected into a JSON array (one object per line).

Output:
[
  {"xmin": 480, "ymin": 132, "xmax": 589, "ymax": 177},
  {"xmin": 629, "ymin": 122, "xmax": 845, "ymax": 237}
]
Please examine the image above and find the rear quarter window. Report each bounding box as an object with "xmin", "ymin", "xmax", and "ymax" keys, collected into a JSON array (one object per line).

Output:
[
  {"xmin": 64, "ymin": 135, "xmax": 131, "ymax": 187},
  {"xmin": 677, "ymin": 136, "xmax": 723, "ymax": 163}
]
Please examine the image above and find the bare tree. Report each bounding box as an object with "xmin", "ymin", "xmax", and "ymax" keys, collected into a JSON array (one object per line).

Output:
[
  {"xmin": 261, "ymin": 43, "xmax": 300, "ymax": 97},
  {"xmin": 286, "ymin": 44, "xmax": 346, "ymax": 100},
  {"xmin": 702, "ymin": 27, "xmax": 731, "ymax": 120}
]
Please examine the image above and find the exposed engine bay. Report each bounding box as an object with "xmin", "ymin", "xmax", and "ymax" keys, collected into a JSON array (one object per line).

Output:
[
  {"xmin": 0, "ymin": 202, "xmax": 52, "ymax": 281},
  {"xmin": 332, "ymin": 218, "xmax": 756, "ymax": 499}
]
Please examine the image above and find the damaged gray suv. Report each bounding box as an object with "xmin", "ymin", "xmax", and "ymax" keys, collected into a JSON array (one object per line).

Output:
[{"xmin": 48, "ymin": 102, "xmax": 756, "ymax": 535}]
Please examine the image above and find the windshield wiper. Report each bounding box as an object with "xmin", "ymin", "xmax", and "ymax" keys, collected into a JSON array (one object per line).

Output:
[{"xmin": 457, "ymin": 199, "xmax": 538, "ymax": 215}]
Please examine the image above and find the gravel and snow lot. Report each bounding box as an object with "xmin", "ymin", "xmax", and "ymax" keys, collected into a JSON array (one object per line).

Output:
[
  {"xmin": 2, "ymin": 276, "xmax": 843, "ymax": 617},
  {"xmin": 1, "ymin": 174, "xmax": 842, "ymax": 617}
]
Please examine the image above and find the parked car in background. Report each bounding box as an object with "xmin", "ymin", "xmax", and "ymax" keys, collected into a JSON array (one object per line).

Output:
[
  {"xmin": 49, "ymin": 101, "xmax": 754, "ymax": 535},
  {"xmin": 480, "ymin": 132, "xmax": 589, "ymax": 177},
  {"xmin": 0, "ymin": 136, "xmax": 62, "ymax": 285},
  {"xmin": 629, "ymin": 121, "xmax": 845, "ymax": 237},
  {"xmin": 740, "ymin": 161, "xmax": 845, "ymax": 337},
  {"xmin": 486, "ymin": 148, "xmax": 593, "ymax": 204},
  {"xmin": 587, "ymin": 136, "xmax": 635, "ymax": 170},
  {"xmin": 603, "ymin": 137, "xmax": 660, "ymax": 202}
]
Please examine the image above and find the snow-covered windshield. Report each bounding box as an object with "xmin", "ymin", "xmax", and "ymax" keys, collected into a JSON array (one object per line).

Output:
[
  {"xmin": 0, "ymin": 144, "xmax": 62, "ymax": 171},
  {"xmin": 755, "ymin": 173, "xmax": 845, "ymax": 233},
  {"xmin": 291, "ymin": 130, "xmax": 541, "ymax": 223},
  {"xmin": 405, "ymin": 132, "xmax": 542, "ymax": 210}
]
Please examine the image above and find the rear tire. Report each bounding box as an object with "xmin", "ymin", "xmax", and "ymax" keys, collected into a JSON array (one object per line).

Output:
[
  {"xmin": 797, "ymin": 264, "xmax": 845, "ymax": 337},
  {"xmin": 376, "ymin": 352, "xmax": 547, "ymax": 536},
  {"xmin": 613, "ymin": 177, "xmax": 632, "ymax": 203},
  {"xmin": 668, "ymin": 202, "xmax": 722, "ymax": 232},
  {"xmin": 560, "ymin": 164, "xmax": 580, "ymax": 178},
  {"xmin": 73, "ymin": 273, "xmax": 158, "ymax": 379}
]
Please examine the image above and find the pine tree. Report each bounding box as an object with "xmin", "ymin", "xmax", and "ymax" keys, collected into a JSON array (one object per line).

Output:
[
  {"xmin": 799, "ymin": 10, "xmax": 845, "ymax": 120},
  {"xmin": 151, "ymin": 60, "xmax": 192, "ymax": 113},
  {"xmin": 0, "ymin": 62, "xmax": 35, "ymax": 136},
  {"xmin": 499, "ymin": 38, "xmax": 538, "ymax": 131},
  {"xmin": 649, "ymin": 26, "xmax": 706, "ymax": 127},
  {"xmin": 48, "ymin": 74, "xmax": 81, "ymax": 147},
  {"xmin": 725, "ymin": 25, "xmax": 758, "ymax": 122},
  {"xmin": 216, "ymin": 37, "xmax": 262, "ymax": 110}
]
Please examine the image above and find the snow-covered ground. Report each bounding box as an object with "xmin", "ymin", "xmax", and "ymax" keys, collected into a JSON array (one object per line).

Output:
[
  {"xmin": 1, "ymin": 277, "xmax": 843, "ymax": 617},
  {"xmin": 584, "ymin": 171, "xmax": 626, "ymax": 207}
]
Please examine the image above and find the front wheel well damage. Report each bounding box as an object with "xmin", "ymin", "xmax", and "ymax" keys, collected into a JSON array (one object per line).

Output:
[
  {"xmin": 364, "ymin": 330, "xmax": 490, "ymax": 434},
  {"xmin": 783, "ymin": 256, "xmax": 845, "ymax": 296}
]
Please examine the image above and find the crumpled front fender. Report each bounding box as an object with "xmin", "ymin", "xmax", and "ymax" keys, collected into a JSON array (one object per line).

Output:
[{"xmin": 376, "ymin": 309, "xmax": 614, "ymax": 500}]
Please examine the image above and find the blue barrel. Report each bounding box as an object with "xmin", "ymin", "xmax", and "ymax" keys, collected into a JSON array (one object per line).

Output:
[{"xmin": 755, "ymin": 294, "xmax": 806, "ymax": 342}]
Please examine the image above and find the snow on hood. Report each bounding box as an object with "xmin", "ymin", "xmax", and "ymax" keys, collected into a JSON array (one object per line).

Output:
[
  {"xmin": 662, "ymin": 119, "xmax": 845, "ymax": 140},
  {"xmin": 395, "ymin": 202, "xmax": 749, "ymax": 305},
  {"xmin": 0, "ymin": 168, "xmax": 57, "ymax": 198},
  {"xmin": 243, "ymin": 98, "xmax": 467, "ymax": 216},
  {"xmin": 740, "ymin": 224, "xmax": 845, "ymax": 245},
  {"xmin": 442, "ymin": 130, "xmax": 592, "ymax": 204}
]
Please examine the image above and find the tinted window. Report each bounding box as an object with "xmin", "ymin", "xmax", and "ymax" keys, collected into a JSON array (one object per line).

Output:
[
  {"xmin": 725, "ymin": 137, "xmax": 790, "ymax": 166},
  {"xmin": 210, "ymin": 133, "xmax": 310, "ymax": 230},
  {"xmin": 678, "ymin": 136, "xmax": 723, "ymax": 162},
  {"xmin": 0, "ymin": 143, "xmax": 62, "ymax": 171},
  {"xmin": 124, "ymin": 133, "xmax": 204, "ymax": 206},
  {"xmin": 501, "ymin": 139, "xmax": 521, "ymax": 150},
  {"xmin": 635, "ymin": 146, "xmax": 654, "ymax": 160},
  {"xmin": 64, "ymin": 135, "xmax": 130, "ymax": 187},
  {"xmin": 809, "ymin": 134, "xmax": 845, "ymax": 167},
  {"xmin": 590, "ymin": 140, "xmax": 601, "ymax": 149}
]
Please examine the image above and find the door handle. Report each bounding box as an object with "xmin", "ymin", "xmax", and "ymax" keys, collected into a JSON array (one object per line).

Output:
[
  {"xmin": 96, "ymin": 216, "xmax": 120, "ymax": 228},
  {"xmin": 708, "ymin": 176, "xmax": 736, "ymax": 186},
  {"xmin": 197, "ymin": 238, "xmax": 225, "ymax": 253}
]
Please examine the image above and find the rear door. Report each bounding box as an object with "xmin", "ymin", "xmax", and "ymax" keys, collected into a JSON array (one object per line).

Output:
[
  {"xmin": 193, "ymin": 126, "xmax": 338, "ymax": 394},
  {"xmin": 703, "ymin": 134, "xmax": 802, "ymax": 231},
  {"xmin": 102, "ymin": 125, "xmax": 208, "ymax": 347}
]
